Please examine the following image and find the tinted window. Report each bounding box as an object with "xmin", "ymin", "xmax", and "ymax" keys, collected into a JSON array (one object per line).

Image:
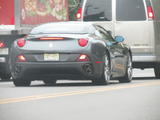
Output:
[
  {"xmin": 145, "ymin": 0, "xmax": 152, "ymax": 6},
  {"xmin": 84, "ymin": 0, "xmax": 112, "ymax": 21},
  {"xmin": 79, "ymin": 0, "xmax": 84, "ymax": 7},
  {"xmin": 116, "ymin": 0, "xmax": 146, "ymax": 21}
]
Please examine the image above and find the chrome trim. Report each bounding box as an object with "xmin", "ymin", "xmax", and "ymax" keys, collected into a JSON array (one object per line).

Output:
[{"xmin": 133, "ymin": 55, "xmax": 156, "ymax": 62}]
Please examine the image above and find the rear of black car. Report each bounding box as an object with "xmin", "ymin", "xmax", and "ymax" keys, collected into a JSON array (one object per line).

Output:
[{"xmin": 9, "ymin": 22, "xmax": 106, "ymax": 83}]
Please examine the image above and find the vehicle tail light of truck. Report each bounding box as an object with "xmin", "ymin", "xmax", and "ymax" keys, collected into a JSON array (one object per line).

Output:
[
  {"xmin": 17, "ymin": 55, "xmax": 27, "ymax": 62},
  {"xmin": 77, "ymin": 54, "xmax": 89, "ymax": 62},
  {"xmin": 17, "ymin": 38, "xmax": 26, "ymax": 47},
  {"xmin": 76, "ymin": 8, "xmax": 82, "ymax": 20},
  {"xmin": 147, "ymin": 6, "xmax": 154, "ymax": 19},
  {"xmin": 78, "ymin": 38, "xmax": 88, "ymax": 47},
  {"xmin": 0, "ymin": 41, "xmax": 6, "ymax": 48},
  {"xmin": 39, "ymin": 37, "xmax": 64, "ymax": 40}
]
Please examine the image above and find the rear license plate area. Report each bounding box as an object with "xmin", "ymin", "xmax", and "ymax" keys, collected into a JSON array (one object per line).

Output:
[
  {"xmin": 0, "ymin": 48, "xmax": 9, "ymax": 55},
  {"xmin": 44, "ymin": 53, "xmax": 59, "ymax": 61}
]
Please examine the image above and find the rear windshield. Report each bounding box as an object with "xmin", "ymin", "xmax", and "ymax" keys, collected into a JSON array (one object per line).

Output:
[
  {"xmin": 83, "ymin": 0, "xmax": 112, "ymax": 21},
  {"xmin": 79, "ymin": 0, "xmax": 84, "ymax": 7},
  {"xmin": 30, "ymin": 23, "xmax": 95, "ymax": 34},
  {"xmin": 116, "ymin": 0, "xmax": 146, "ymax": 21}
]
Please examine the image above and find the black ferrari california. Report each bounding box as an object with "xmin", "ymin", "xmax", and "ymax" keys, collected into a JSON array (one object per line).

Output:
[{"xmin": 9, "ymin": 22, "xmax": 132, "ymax": 86}]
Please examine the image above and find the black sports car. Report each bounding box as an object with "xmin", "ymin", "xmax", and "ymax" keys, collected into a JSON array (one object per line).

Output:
[{"xmin": 9, "ymin": 22, "xmax": 132, "ymax": 86}]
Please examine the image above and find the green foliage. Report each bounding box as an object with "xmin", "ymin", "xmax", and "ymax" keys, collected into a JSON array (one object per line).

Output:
[{"xmin": 68, "ymin": 0, "xmax": 80, "ymax": 20}]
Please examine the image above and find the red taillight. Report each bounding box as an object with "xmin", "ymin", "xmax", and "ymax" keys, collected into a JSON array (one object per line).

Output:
[
  {"xmin": 17, "ymin": 55, "xmax": 27, "ymax": 62},
  {"xmin": 76, "ymin": 8, "xmax": 82, "ymax": 20},
  {"xmin": 78, "ymin": 38, "xmax": 88, "ymax": 47},
  {"xmin": 0, "ymin": 41, "xmax": 5, "ymax": 48},
  {"xmin": 95, "ymin": 61, "xmax": 104, "ymax": 64},
  {"xmin": 17, "ymin": 38, "xmax": 26, "ymax": 47},
  {"xmin": 39, "ymin": 37, "xmax": 64, "ymax": 40},
  {"xmin": 77, "ymin": 54, "xmax": 89, "ymax": 62},
  {"xmin": 147, "ymin": 6, "xmax": 154, "ymax": 19}
]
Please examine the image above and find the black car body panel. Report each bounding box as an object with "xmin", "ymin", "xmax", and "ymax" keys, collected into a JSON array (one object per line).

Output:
[{"xmin": 9, "ymin": 22, "xmax": 132, "ymax": 85}]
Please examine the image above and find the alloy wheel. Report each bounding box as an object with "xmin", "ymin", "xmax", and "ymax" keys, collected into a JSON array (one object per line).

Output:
[
  {"xmin": 103, "ymin": 55, "xmax": 111, "ymax": 84},
  {"xmin": 127, "ymin": 55, "xmax": 133, "ymax": 81}
]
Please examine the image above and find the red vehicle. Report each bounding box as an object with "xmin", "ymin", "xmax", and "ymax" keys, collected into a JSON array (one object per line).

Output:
[{"xmin": 0, "ymin": 0, "xmax": 69, "ymax": 80}]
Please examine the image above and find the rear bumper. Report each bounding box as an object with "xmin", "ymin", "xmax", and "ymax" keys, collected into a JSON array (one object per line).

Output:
[
  {"xmin": 132, "ymin": 54, "xmax": 159, "ymax": 68},
  {"xmin": 11, "ymin": 61, "xmax": 103, "ymax": 80},
  {"xmin": 0, "ymin": 56, "xmax": 10, "ymax": 74},
  {"xmin": 133, "ymin": 55, "xmax": 157, "ymax": 62},
  {"xmin": 0, "ymin": 56, "xmax": 6, "ymax": 63},
  {"xmin": 0, "ymin": 48, "xmax": 9, "ymax": 63}
]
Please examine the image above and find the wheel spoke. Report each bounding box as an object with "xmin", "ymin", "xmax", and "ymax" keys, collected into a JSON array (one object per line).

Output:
[
  {"xmin": 104, "ymin": 56, "xmax": 110, "ymax": 81},
  {"xmin": 127, "ymin": 56, "xmax": 132, "ymax": 79}
]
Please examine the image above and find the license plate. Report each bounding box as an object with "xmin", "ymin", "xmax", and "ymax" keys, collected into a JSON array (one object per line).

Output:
[
  {"xmin": 44, "ymin": 53, "xmax": 59, "ymax": 61},
  {"xmin": 0, "ymin": 48, "xmax": 9, "ymax": 55}
]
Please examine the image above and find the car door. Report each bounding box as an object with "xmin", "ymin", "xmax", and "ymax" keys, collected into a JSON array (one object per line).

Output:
[
  {"xmin": 115, "ymin": 0, "xmax": 153, "ymax": 55},
  {"xmin": 95, "ymin": 26, "xmax": 126, "ymax": 77}
]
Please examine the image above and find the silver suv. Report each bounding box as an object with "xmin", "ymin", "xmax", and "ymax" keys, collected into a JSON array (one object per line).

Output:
[{"xmin": 76, "ymin": 0, "xmax": 160, "ymax": 78}]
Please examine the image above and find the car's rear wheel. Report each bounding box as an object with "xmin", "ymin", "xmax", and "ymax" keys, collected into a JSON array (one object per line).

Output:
[
  {"xmin": 0, "ymin": 65, "xmax": 11, "ymax": 80},
  {"xmin": 0, "ymin": 72, "xmax": 11, "ymax": 80},
  {"xmin": 93, "ymin": 54, "xmax": 111, "ymax": 85},
  {"xmin": 119, "ymin": 54, "xmax": 132, "ymax": 83},
  {"xmin": 154, "ymin": 64, "xmax": 160, "ymax": 79},
  {"xmin": 43, "ymin": 79, "xmax": 57, "ymax": 85},
  {"xmin": 13, "ymin": 79, "xmax": 31, "ymax": 86}
]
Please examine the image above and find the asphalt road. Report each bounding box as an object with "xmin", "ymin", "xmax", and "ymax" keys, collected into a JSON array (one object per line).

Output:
[{"xmin": 0, "ymin": 69, "xmax": 160, "ymax": 120}]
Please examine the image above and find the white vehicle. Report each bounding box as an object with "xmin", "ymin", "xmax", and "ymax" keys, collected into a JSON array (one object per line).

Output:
[{"xmin": 76, "ymin": 0, "xmax": 160, "ymax": 78}]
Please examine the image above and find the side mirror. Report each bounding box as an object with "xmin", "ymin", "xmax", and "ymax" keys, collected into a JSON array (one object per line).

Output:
[
  {"xmin": 114, "ymin": 36, "xmax": 124, "ymax": 43},
  {"xmin": 106, "ymin": 42, "xmax": 113, "ymax": 46}
]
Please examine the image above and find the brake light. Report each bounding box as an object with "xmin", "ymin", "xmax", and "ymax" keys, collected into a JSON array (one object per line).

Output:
[
  {"xmin": 78, "ymin": 38, "xmax": 88, "ymax": 47},
  {"xmin": 17, "ymin": 55, "xmax": 27, "ymax": 62},
  {"xmin": 39, "ymin": 37, "xmax": 64, "ymax": 40},
  {"xmin": 77, "ymin": 54, "xmax": 89, "ymax": 62},
  {"xmin": 0, "ymin": 41, "xmax": 5, "ymax": 48},
  {"xmin": 76, "ymin": 8, "xmax": 82, "ymax": 20},
  {"xmin": 147, "ymin": 6, "xmax": 154, "ymax": 19},
  {"xmin": 95, "ymin": 61, "xmax": 104, "ymax": 64},
  {"xmin": 17, "ymin": 38, "xmax": 26, "ymax": 47}
]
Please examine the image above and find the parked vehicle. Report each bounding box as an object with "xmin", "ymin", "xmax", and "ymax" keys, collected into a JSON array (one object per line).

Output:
[
  {"xmin": 76, "ymin": 0, "xmax": 160, "ymax": 78},
  {"xmin": 9, "ymin": 22, "xmax": 132, "ymax": 86},
  {"xmin": 0, "ymin": 0, "xmax": 69, "ymax": 80}
]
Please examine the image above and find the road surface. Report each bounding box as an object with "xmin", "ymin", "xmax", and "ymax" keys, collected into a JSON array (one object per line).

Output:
[{"xmin": 0, "ymin": 69, "xmax": 160, "ymax": 120}]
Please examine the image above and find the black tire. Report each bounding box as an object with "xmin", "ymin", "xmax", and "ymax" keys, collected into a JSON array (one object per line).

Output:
[
  {"xmin": 119, "ymin": 54, "xmax": 132, "ymax": 83},
  {"xmin": 0, "ymin": 72, "xmax": 11, "ymax": 80},
  {"xmin": 43, "ymin": 79, "xmax": 57, "ymax": 85},
  {"xmin": 13, "ymin": 79, "xmax": 31, "ymax": 86},
  {"xmin": 93, "ymin": 54, "xmax": 111, "ymax": 85},
  {"xmin": 154, "ymin": 64, "xmax": 160, "ymax": 79},
  {"xmin": 0, "ymin": 65, "xmax": 11, "ymax": 80}
]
